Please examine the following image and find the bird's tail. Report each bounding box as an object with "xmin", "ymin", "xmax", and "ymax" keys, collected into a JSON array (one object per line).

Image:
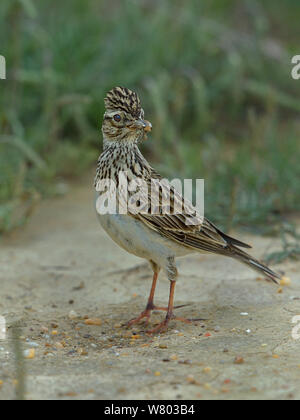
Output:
[{"xmin": 229, "ymin": 247, "xmax": 281, "ymax": 284}]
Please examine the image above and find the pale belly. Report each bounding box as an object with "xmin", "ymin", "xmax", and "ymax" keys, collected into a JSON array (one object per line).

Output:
[{"xmin": 96, "ymin": 212, "xmax": 192, "ymax": 268}]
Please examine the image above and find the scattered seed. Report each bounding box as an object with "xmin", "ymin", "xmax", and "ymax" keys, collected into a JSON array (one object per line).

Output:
[
  {"xmin": 73, "ymin": 282, "xmax": 85, "ymax": 291},
  {"xmin": 203, "ymin": 367, "xmax": 212, "ymax": 374},
  {"xmin": 77, "ymin": 348, "xmax": 88, "ymax": 356},
  {"xmin": 54, "ymin": 342, "xmax": 64, "ymax": 350},
  {"xmin": 131, "ymin": 334, "xmax": 141, "ymax": 340},
  {"xmin": 280, "ymin": 276, "xmax": 291, "ymax": 286},
  {"xmin": 154, "ymin": 371, "xmax": 161, "ymax": 377},
  {"xmin": 186, "ymin": 375, "xmax": 200, "ymax": 385},
  {"xmin": 84, "ymin": 318, "xmax": 102, "ymax": 326}
]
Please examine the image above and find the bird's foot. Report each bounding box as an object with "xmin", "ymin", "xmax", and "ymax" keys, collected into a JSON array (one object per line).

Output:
[
  {"xmin": 146, "ymin": 318, "xmax": 170, "ymax": 334},
  {"xmin": 146, "ymin": 313, "xmax": 206, "ymax": 334},
  {"xmin": 127, "ymin": 303, "xmax": 191, "ymax": 327},
  {"xmin": 127, "ymin": 309, "xmax": 152, "ymax": 327}
]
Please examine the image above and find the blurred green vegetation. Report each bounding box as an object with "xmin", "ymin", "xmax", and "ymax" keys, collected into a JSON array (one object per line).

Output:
[{"xmin": 0, "ymin": 0, "xmax": 300, "ymax": 238}]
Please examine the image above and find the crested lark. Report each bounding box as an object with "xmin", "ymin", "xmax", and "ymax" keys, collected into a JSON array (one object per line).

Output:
[{"xmin": 94, "ymin": 86, "xmax": 280, "ymax": 333}]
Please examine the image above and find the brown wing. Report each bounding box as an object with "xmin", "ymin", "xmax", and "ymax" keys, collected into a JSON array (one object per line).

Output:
[{"xmin": 127, "ymin": 165, "xmax": 251, "ymax": 253}]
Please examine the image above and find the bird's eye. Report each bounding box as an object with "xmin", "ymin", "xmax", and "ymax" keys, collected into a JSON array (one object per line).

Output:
[{"xmin": 113, "ymin": 114, "xmax": 122, "ymax": 122}]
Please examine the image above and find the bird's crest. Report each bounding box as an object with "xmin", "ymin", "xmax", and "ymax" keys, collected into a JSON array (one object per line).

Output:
[{"xmin": 104, "ymin": 86, "xmax": 141, "ymax": 118}]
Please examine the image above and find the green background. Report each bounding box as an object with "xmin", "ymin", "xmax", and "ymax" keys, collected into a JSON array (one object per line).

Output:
[{"xmin": 1, "ymin": 0, "xmax": 300, "ymax": 250}]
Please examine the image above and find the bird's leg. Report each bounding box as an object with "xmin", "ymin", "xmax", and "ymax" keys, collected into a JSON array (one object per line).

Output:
[
  {"xmin": 147, "ymin": 279, "xmax": 177, "ymax": 334},
  {"xmin": 127, "ymin": 271, "xmax": 159, "ymax": 326},
  {"xmin": 127, "ymin": 270, "xmax": 190, "ymax": 327},
  {"xmin": 147, "ymin": 259, "xmax": 205, "ymax": 334}
]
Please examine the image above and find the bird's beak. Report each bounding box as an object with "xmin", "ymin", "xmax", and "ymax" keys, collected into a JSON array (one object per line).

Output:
[
  {"xmin": 143, "ymin": 120, "xmax": 152, "ymax": 133},
  {"xmin": 132, "ymin": 119, "xmax": 152, "ymax": 134}
]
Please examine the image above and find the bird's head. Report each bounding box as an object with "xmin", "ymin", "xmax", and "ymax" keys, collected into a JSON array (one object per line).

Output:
[{"xmin": 102, "ymin": 87, "xmax": 152, "ymax": 144}]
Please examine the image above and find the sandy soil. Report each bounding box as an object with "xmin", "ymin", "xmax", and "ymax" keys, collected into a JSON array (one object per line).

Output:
[{"xmin": 0, "ymin": 175, "xmax": 300, "ymax": 400}]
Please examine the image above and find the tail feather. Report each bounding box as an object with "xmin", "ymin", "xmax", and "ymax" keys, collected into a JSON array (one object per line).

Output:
[{"xmin": 230, "ymin": 246, "xmax": 281, "ymax": 284}]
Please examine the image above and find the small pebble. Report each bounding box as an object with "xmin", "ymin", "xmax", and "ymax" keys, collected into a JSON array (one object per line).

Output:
[
  {"xmin": 40, "ymin": 326, "xmax": 49, "ymax": 333},
  {"xmin": 26, "ymin": 342, "xmax": 39, "ymax": 348},
  {"xmin": 68, "ymin": 310, "xmax": 78, "ymax": 320},
  {"xmin": 24, "ymin": 349, "xmax": 35, "ymax": 359},
  {"xmin": 178, "ymin": 360, "xmax": 192, "ymax": 365}
]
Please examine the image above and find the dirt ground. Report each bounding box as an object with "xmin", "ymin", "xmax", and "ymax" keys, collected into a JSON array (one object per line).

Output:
[{"xmin": 0, "ymin": 175, "xmax": 300, "ymax": 400}]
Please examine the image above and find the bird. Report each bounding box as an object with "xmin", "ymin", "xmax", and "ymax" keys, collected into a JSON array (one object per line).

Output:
[{"xmin": 94, "ymin": 86, "xmax": 281, "ymax": 333}]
